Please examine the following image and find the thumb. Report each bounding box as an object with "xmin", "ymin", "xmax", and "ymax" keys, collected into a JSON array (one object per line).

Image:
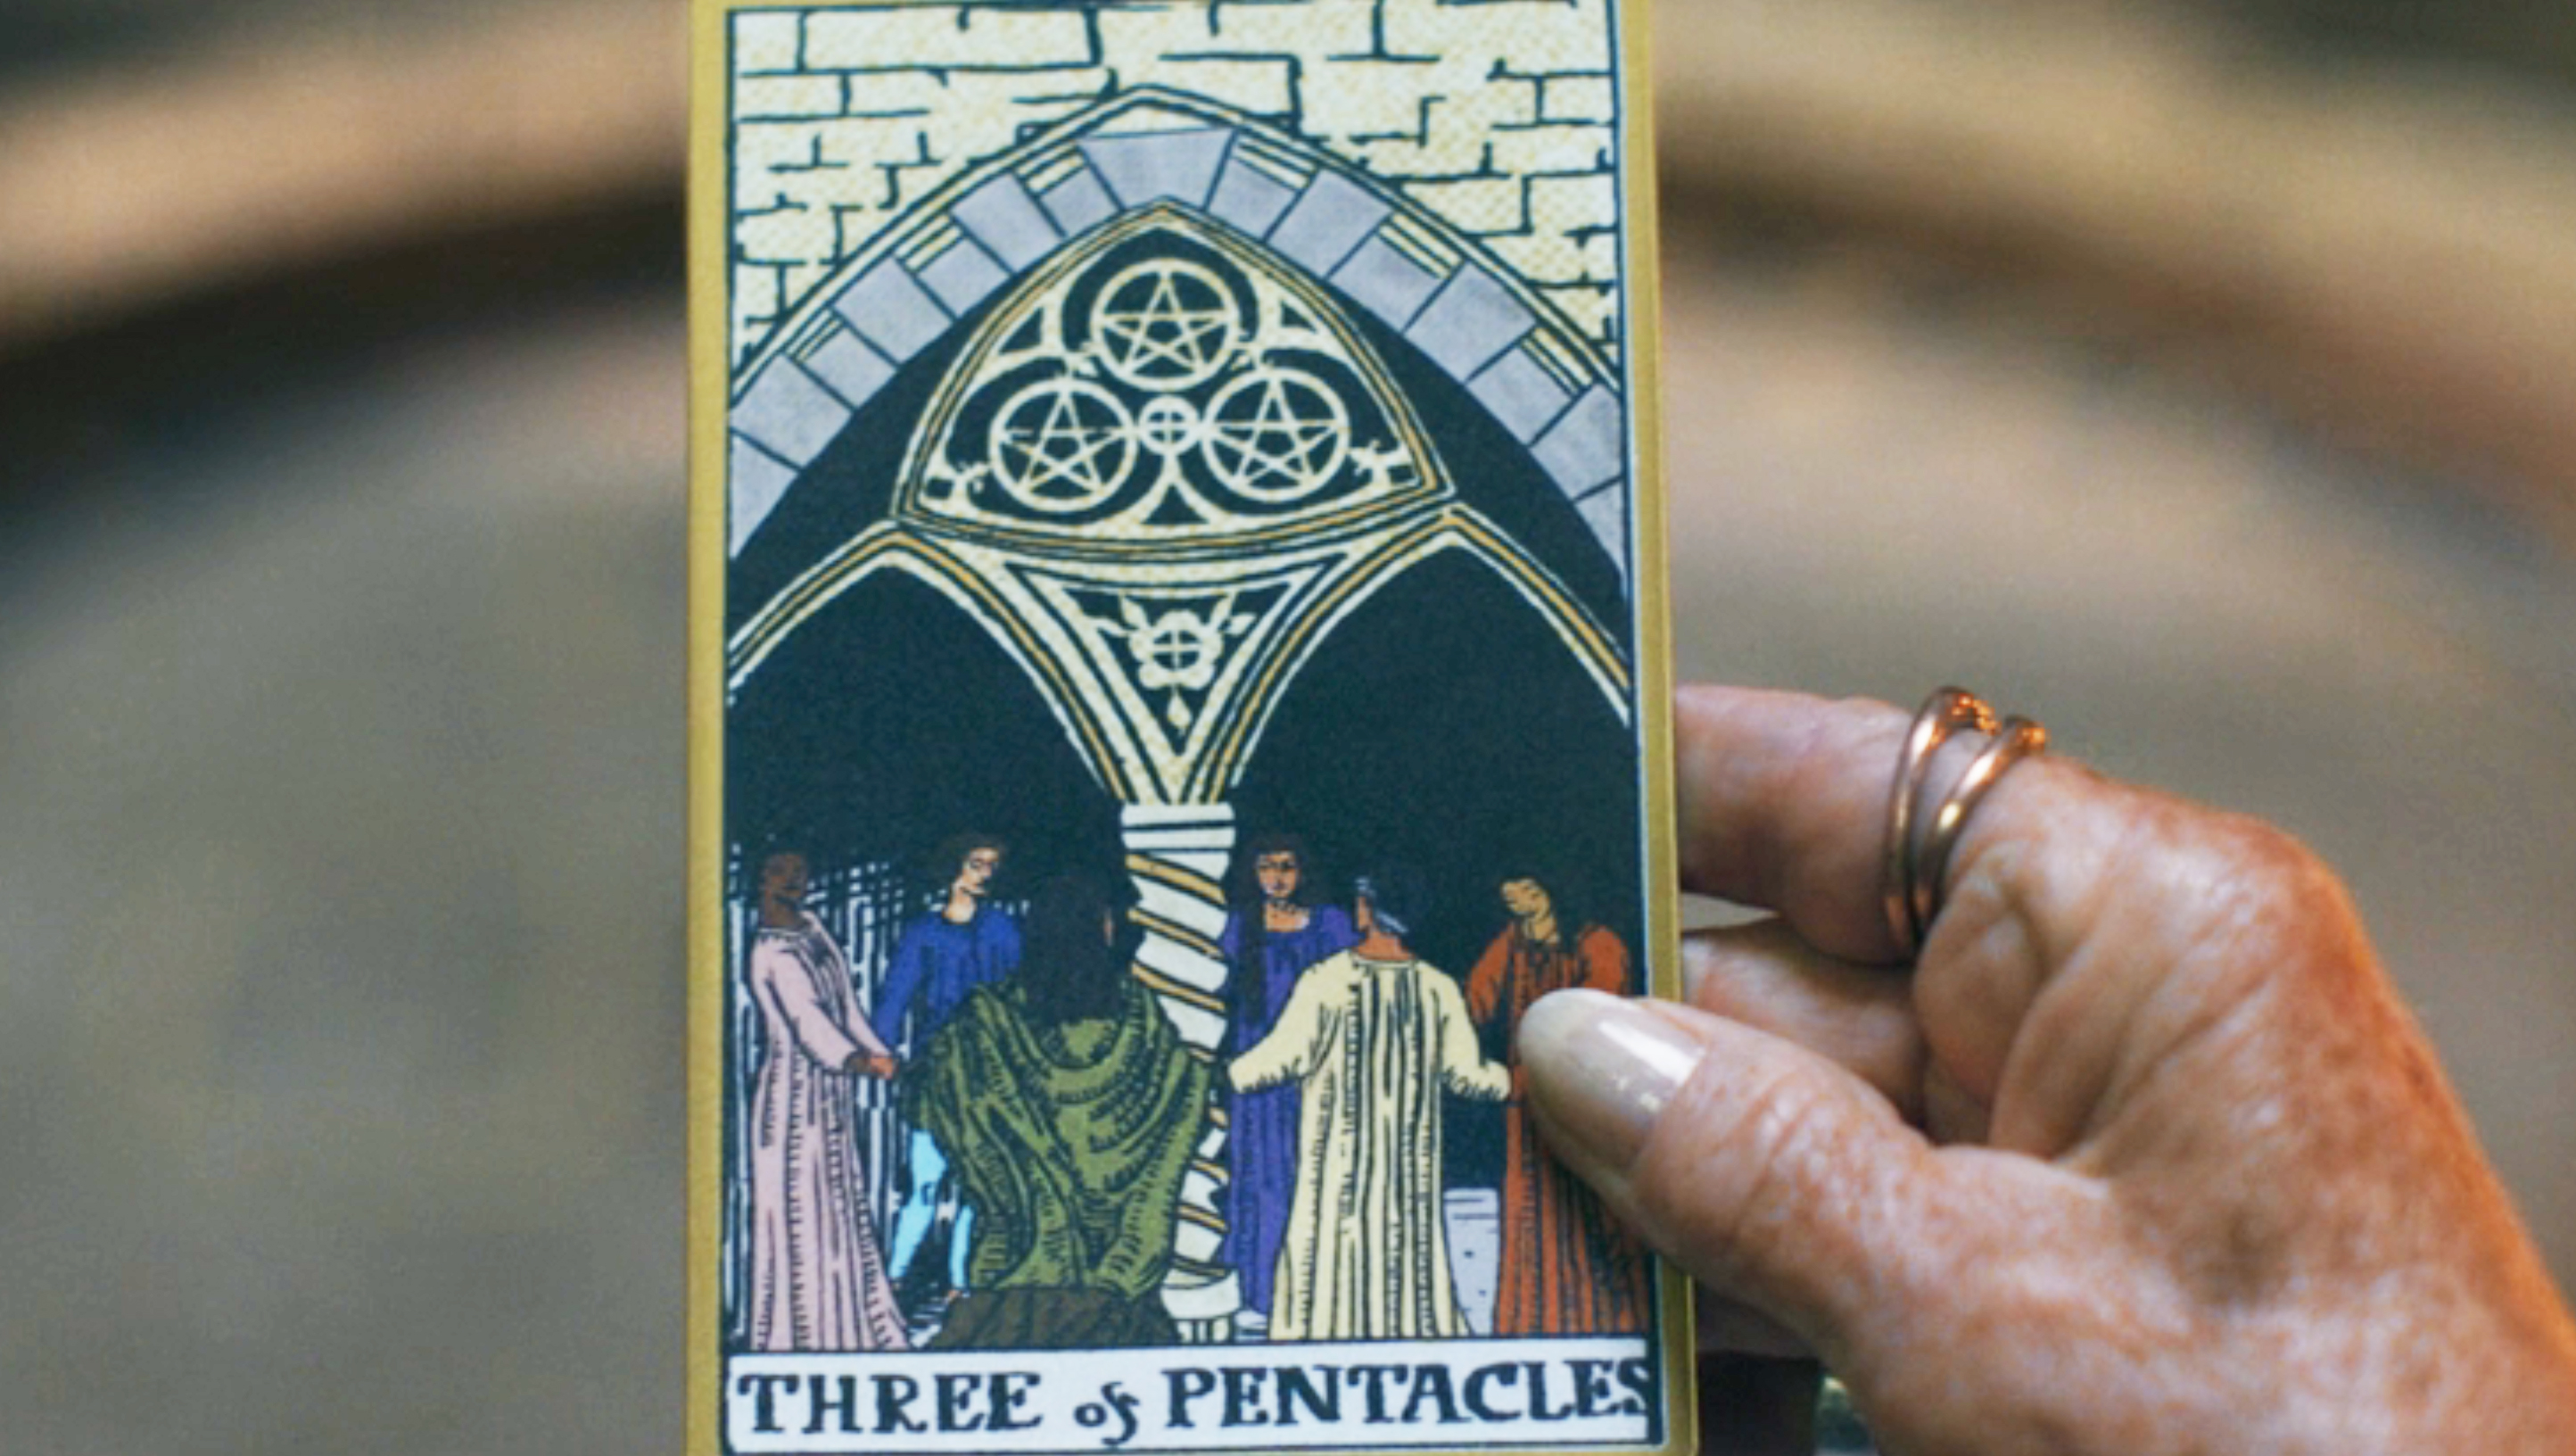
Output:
[{"xmin": 1518, "ymin": 989, "xmax": 1948, "ymax": 1366}]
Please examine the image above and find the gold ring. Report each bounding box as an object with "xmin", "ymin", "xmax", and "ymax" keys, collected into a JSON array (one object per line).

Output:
[
  {"xmin": 1883, "ymin": 687, "xmax": 1996, "ymax": 953},
  {"xmin": 1910, "ymin": 715, "xmax": 2049, "ymax": 944}
]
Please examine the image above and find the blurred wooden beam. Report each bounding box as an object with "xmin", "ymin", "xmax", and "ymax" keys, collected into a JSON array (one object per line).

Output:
[
  {"xmin": 0, "ymin": 1, "xmax": 684, "ymax": 348},
  {"xmin": 1654, "ymin": 0, "xmax": 2576, "ymax": 545}
]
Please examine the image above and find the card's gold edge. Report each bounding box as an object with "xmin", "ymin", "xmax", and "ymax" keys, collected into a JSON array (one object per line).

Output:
[
  {"xmin": 1609, "ymin": 0, "xmax": 1703, "ymax": 1451},
  {"xmin": 686, "ymin": 4, "xmax": 736, "ymax": 1455},
  {"xmin": 683, "ymin": 2, "xmax": 1697, "ymax": 1452}
]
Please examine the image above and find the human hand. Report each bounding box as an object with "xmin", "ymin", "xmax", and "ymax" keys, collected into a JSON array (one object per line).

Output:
[{"xmin": 1518, "ymin": 685, "xmax": 2576, "ymax": 1454}]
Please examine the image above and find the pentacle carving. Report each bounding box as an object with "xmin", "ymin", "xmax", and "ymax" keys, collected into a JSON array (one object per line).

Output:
[
  {"xmin": 987, "ymin": 378, "xmax": 1135, "ymax": 514},
  {"xmin": 1092, "ymin": 260, "xmax": 1239, "ymax": 393},
  {"xmin": 901, "ymin": 212, "xmax": 1444, "ymax": 545},
  {"xmin": 1203, "ymin": 367, "xmax": 1349, "ymax": 502}
]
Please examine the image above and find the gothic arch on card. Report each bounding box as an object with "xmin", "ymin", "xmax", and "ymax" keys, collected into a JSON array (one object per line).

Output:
[{"xmin": 722, "ymin": 88, "xmax": 1640, "ymax": 1328}]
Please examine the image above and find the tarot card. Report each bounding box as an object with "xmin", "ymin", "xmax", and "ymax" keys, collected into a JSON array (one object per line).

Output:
[{"xmin": 689, "ymin": 3, "xmax": 1689, "ymax": 1452}]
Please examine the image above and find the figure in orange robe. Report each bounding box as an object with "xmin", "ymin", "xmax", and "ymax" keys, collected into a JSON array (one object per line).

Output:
[{"xmin": 1465, "ymin": 873, "xmax": 1651, "ymax": 1336}]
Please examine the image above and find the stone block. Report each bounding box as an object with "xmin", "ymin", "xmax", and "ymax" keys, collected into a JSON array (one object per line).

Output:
[
  {"xmin": 736, "ymin": 74, "xmax": 843, "ymax": 121},
  {"xmin": 931, "ymin": 67, "xmax": 1118, "ymax": 135},
  {"xmin": 1541, "ymin": 74, "xmax": 1617, "ymax": 124},
  {"xmin": 1207, "ymin": 155, "xmax": 1296, "ymax": 238},
  {"xmin": 729, "ymin": 434, "xmax": 801, "ymax": 556},
  {"xmin": 734, "ymin": 360, "xmax": 853, "ymax": 466},
  {"xmin": 1449, "ymin": 72, "xmax": 1547, "ymax": 133},
  {"xmin": 804, "ymin": 5, "xmax": 1092, "ymax": 71},
  {"xmin": 836, "ymin": 70, "xmax": 956, "ymax": 115},
  {"xmin": 1528, "ymin": 172, "xmax": 1619, "ymax": 245},
  {"xmin": 1267, "ymin": 171, "xmax": 1390, "ymax": 277},
  {"xmin": 1538, "ymin": 282, "xmax": 1617, "ymax": 344},
  {"xmin": 801, "ymin": 329, "xmax": 896, "ymax": 412},
  {"xmin": 1200, "ymin": 0, "xmax": 1375, "ymax": 52},
  {"xmin": 1333, "ymin": 135, "xmax": 1427, "ymax": 184},
  {"xmin": 732, "ymin": 266, "xmax": 783, "ymax": 367},
  {"xmin": 731, "ymin": 12, "xmax": 804, "ymax": 74},
  {"xmin": 1585, "ymin": 231, "xmax": 1620, "ymax": 282},
  {"xmin": 1331, "ymin": 235, "xmax": 1444, "ymax": 330},
  {"xmin": 735, "ymin": 266, "xmax": 783, "ymax": 335},
  {"xmin": 806, "ymin": 111, "xmax": 945, "ymax": 174},
  {"xmin": 1574, "ymin": 477, "xmax": 1628, "ymax": 577},
  {"xmin": 815, "ymin": 110, "xmax": 979, "ymax": 218},
  {"xmin": 733, "ymin": 122, "xmax": 827, "ymax": 211},
  {"xmin": 916, "ymin": 236, "xmax": 1008, "ymax": 316},
  {"xmin": 1530, "ymin": 383, "xmax": 1623, "ymax": 495},
  {"xmin": 1465, "ymin": 344, "xmax": 1572, "ymax": 443},
  {"xmin": 770, "ymin": 168, "xmax": 885, "ymax": 231},
  {"xmin": 1110, "ymin": 54, "xmax": 1296, "ymax": 120},
  {"xmin": 738, "ymin": 205, "xmax": 833, "ymax": 267},
  {"xmin": 1300, "ymin": 61, "xmax": 1450, "ymax": 151},
  {"xmin": 1403, "ymin": 175, "xmax": 1523, "ymax": 236},
  {"xmin": 1006, "ymin": 88, "xmax": 1117, "ymax": 136},
  {"xmin": 1486, "ymin": 230, "xmax": 1589, "ymax": 285},
  {"xmin": 1311, "ymin": 65, "xmax": 1537, "ymax": 178},
  {"xmin": 952, "ymin": 174, "xmax": 1062, "ymax": 272},
  {"xmin": 1405, "ymin": 264, "xmax": 1532, "ymax": 380},
  {"xmin": 1079, "ymin": 128, "xmax": 1234, "ymax": 210},
  {"xmin": 1039, "ymin": 167, "xmax": 1118, "ymax": 238},
  {"xmin": 1490, "ymin": 122, "xmax": 1611, "ymax": 178},
  {"xmin": 830, "ymin": 260, "xmax": 951, "ymax": 362},
  {"xmin": 783, "ymin": 261, "xmax": 834, "ymax": 315},
  {"xmin": 1090, "ymin": 1, "xmax": 1219, "ymax": 62},
  {"xmin": 1381, "ymin": 0, "xmax": 1611, "ymax": 76}
]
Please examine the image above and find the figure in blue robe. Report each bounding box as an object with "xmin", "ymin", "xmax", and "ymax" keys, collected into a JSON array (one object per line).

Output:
[{"xmin": 872, "ymin": 836, "xmax": 1020, "ymax": 1304}]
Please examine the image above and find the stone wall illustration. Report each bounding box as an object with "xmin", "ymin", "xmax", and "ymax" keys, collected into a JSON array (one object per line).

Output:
[{"xmin": 729, "ymin": 0, "xmax": 1627, "ymax": 368}]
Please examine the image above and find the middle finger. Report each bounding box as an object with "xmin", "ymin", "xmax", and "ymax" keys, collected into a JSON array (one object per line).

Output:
[{"xmin": 1683, "ymin": 920, "xmax": 1926, "ymax": 1121}]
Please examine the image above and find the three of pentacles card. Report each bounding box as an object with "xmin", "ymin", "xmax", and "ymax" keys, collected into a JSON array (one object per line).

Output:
[{"xmin": 689, "ymin": 3, "xmax": 1691, "ymax": 1452}]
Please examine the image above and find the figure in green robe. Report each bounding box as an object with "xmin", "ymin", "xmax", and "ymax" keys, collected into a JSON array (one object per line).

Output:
[{"xmin": 904, "ymin": 873, "xmax": 1212, "ymax": 1349}]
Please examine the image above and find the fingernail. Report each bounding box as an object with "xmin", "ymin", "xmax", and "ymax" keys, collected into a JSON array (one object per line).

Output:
[{"xmin": 1516, "ymin": 989, "xmax": 1706, "ymax": 1169}]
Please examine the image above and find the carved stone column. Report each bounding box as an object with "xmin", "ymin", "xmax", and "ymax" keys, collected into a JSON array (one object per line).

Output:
[{"xmin": 1119, "ymin": 802, "xmax": 1241, "ymax": 1340}]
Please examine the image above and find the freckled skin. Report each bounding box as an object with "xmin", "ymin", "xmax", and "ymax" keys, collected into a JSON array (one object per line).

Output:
[{"xmin": 1527, "ymin": 686, "xmax": 2576, "ymax": 1455}]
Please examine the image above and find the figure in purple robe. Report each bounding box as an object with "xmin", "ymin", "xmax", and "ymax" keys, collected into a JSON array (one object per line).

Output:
[
  {"xmin": 740, "ymin": 850, "xmax": 909, "ymax": 1351},
  {"xmin": 1218, "ymin": 832, "xmax": 1358, "ymax": 1328}
]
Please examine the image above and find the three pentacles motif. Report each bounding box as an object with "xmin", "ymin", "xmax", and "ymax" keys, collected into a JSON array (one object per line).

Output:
[{"xmin": 910, "ymin": 228, "xmax": 1430, "ymax": 541}]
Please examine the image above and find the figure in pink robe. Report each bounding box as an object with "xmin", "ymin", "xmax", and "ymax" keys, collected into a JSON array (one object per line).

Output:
[{"xmin": 740, "ymin": 851, "xmax": 910, "ymax": 1352}]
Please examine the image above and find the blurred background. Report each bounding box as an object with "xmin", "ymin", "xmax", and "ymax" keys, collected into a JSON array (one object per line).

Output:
[{"xmin": 2, "ymin": 0, "xmax": 2572, "ymax": 1452}]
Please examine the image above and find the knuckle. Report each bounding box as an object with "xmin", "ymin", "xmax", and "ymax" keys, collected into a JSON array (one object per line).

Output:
[
  {"xmin": 2074, "ymin": 784, "xmax": 2355, "ymax": 956},
  {"xmin": 2109, "ymin": 800, "xmax": 2376, "ymax": 1047},
  {"xmin": 2181, "ymin": 812, "xmax": 2354, "ymax": 952}
]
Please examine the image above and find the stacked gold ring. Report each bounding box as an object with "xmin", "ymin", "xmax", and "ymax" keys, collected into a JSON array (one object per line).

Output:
[{"xmin": 1882, "ymin": 687, "xmax": 2050, "ymax": 955}]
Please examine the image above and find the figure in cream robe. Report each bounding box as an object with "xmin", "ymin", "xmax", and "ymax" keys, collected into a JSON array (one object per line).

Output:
[
  {"xmin": 1228, "ymin": 948, "xmax": 1510, "ymax": 1340},
  {"xmin": 741, "ymin": 912, "xmax": 909, "ymax": 1351}
]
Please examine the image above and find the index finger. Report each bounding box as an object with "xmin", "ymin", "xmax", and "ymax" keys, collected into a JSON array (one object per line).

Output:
[{"xmin": 1674, "ymin": 685, "xmax": 1913, "ymax": 964}]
